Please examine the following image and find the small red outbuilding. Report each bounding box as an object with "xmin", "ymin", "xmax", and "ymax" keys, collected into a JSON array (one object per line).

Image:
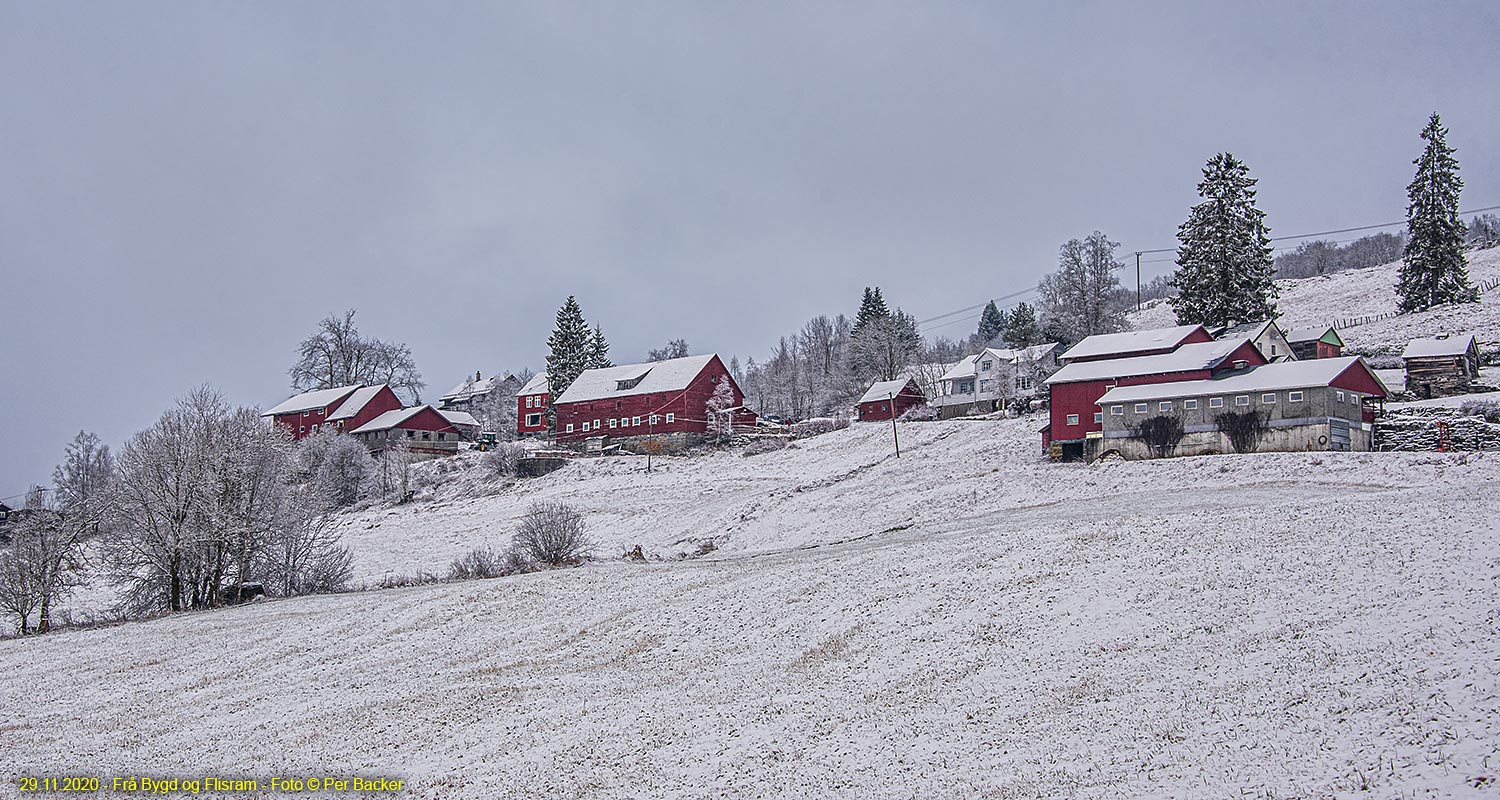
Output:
[{"xmin": 857, "ymin": 378, "xmax": 925, "ymax": 422}]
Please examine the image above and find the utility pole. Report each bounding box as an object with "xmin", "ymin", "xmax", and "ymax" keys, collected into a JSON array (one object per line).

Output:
[
  {"xmin": 1135, "ymin": 251, "xmax": 1143, "ymax": 311},
  {"xmin": 889, "ymin": 392, "xmax": 901, "ymax": 458}
]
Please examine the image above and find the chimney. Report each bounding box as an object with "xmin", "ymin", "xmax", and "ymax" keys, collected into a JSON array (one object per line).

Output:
[{"xmin": 476, "ymin": 370, "xmax": 482, "ymax": 381}]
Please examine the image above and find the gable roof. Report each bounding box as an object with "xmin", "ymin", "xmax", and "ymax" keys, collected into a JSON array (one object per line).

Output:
[
  {"xmin": 858, "ymin": 378, "xmax": 921, "ymax": 405},
  {"xmin": 1214, "ymin": 319, "xmax": 1278, "ymax": 340},
  {"xmin": 440, "ymin": 373, "xmax": 514, "ymax": 403},
  {"xmin": 1095, "ymin": 356, "xmax": 1384, "ymax": 405},
  {"xmin": 439, "ymin": 409, "xmax": 480, "ymax": 428},
  {"xmin": 553, "ymin": 354, "xmax": 719, "ymax": 405},
  {"xmin": 262, "ymin": 385, "xmax": 361, "ymax": 417},
  {"xmin": 939, "ymin": 343, "xmax": 1062, "ymax": 381},
  {"xmin": 326, "ymin": 385, "xmax": 389, "ymax": 421},
  {"xmin": 1402, "ymin": 334, "xmax": 1477, "ymax": 359},
  {"xmin": 1045, "ymin": 338, "xmax": 1253, "ymax": 385},
  {"xmin": 350, "ymin": 405, "xmax": 456, "ymax": 435},
  {"xmin": 516, "ymin": 372, "xmax": 549, "ymax": 396},
  {"xmin": 1286, "ymin": 325, "xmax": 1344, "ymax": 346},
  {"xmin": 1059, "ymin": 325, "xmax": 1206, "ymax": 363}
]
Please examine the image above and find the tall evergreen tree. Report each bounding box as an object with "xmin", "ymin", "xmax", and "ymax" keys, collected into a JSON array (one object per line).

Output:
[
  {"xmin": 589, "ymin": 324, "xmax": 612, "ymax": 369},
  {"xmin": 1003, "ymin": 301, "xmax": 1043, "ymax": 348},
  {"xmin": 1169, "ymin": 153, "xmax": 1278, "ymax": 329},
  {"xmin": 1397, "ymin": 113, "xmax": 1477, "ymax": 312},
  {"xmin": 852, "ymin": 287, "xmax": 890, "ymax": 337},
  {"xmin": 976, "ymin": 301, "xmax": 1008, "ymax": 344},
  {"xmin": 545, "ymin": 296, "xmax": 594, "ymax": 402}
]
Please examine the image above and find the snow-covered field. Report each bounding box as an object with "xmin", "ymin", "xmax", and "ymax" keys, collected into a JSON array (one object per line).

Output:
[
  {"xmin": 4, "ymin": 418, "xmax": 1499, "ymax": 798},
  {"xmin": 1130, "ymin": 247, "xmax": 1500, "ymax": 355}
]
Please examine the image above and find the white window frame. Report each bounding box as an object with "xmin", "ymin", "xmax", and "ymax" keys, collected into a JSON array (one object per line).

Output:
[
  {"xmin": 1287, "ymin": 390, "xmax": 1303, "ymax": 403},
  {"xmin": 1335, "ymin": 390, "xmax": 1344, "ymax": 402},
  {"xmin": 565, "ymin": 423, "xmax": 574, "ymax": 433},
  {"xmin": 525, "ymin": 413, "xmax": 541, "ymax": 426},
  {"xmin": 632, "ymin": 416, "xmax": 641, "ymax": 426},
  {"xmin": 1209, "ymin": 397, "xmax": 1225, "ymax": 409},
  {"xmin": 582, "ymin": 422, "xmax": 590, "ymax": 432},
  {"xmin": 1158, "ymin": 401, "xmax": 1172, "ymax": 412},
  {"xmin": 649, "ymin": 414, "xmax": 660, "ymax": 425},
  {"xmin": 1134, "ymin": 403, "xmax": 1148, "ymax": 414},
  {"xmin": 594, "ymin": 419, "xmax": 601, "ymax": 429},
  {"xmin": 609, "ymin": 419, "xmax": 618, "ymax": 429},
  {"xmin": 1235, "ymin": 395, "xmax": 1250, "ymax": 407},
  {"xmin": 665, "ymin": 413, "xmax": 675, "ymax": 423},
  {"xmin": 1261, "ymin": 393, "xmax": 1276, "ymax": 404},
  {"xmin": 1110, "ymin": 405, "xmax": 1124, "ymax": 416},
  {"xmin": 1093, "ymin": 412, "xmax": 1103, "ymax": 424},
  {"xmin": 1066, "ymin": 414, "xmax": 1079, "ymax": 426},
  {"xmin": 1184, "ymin": 399, "xmax": 1198, "ymax": 410}
]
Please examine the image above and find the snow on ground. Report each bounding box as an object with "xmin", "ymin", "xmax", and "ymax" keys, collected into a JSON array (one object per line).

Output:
[
  {"xmin": 4, "ymin": 418, "xmax": 1499, "ymax": 798},
  {"xmin": 1129, "ymin": 247, "xmax": 1500, "ymax": 355},
  {"xmin": 1388, "ymin": 389, "xmax": 1500, "ymax": 410}
]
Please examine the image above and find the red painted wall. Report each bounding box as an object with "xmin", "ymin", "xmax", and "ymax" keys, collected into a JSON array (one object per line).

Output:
[
  {"xmin": 1317, "ymin": 342, "xmax": 1342, "ymax": 359},
  {"xmin": 1046, "ymin": 340, "xmax": 1266, "ymax": 443},
  {"xmin": 270, "ymin": 387, "xmax": 360, "ymax": 441},
  {"xmin": 518, "ymin": 391, "xmax": 550, "ymax": 435},
  {"xmin": 554, "ymin": 356, "xmax": 745, "ymax": 443},
  {"xmin": 332, "ymin": 386, "xmax": 403, "ymax": 434},
  {"xmin": 859, "ymin": 384, "xmax": 925, "ymax": 421}
]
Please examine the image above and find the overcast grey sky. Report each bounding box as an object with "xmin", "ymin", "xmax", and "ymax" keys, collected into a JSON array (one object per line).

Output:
[{"xmin": 2, "ymin": 1, "xmax": 1498, "ymax": 495}]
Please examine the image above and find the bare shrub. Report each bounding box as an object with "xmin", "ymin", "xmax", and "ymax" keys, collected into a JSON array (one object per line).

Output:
[
  {"xmin": 898, "ymin": 403, "xmax": 938, "ymax": 421},
  {"xmin": 1458, "ymin": 399, "xmax": 1500, "ymax": 423},
  {"xmin": 1215, "ymin": 410, "xmax": 1270, "ymax": 453},
  {"xmin": 448, "ymin": 546, "xmax": 508, "ymax": 580},
  {"xmin": 511, "ymin": 502, "xmax": 593, "ymax": 567},
  {"xmin": 1131, "ymin": 415, "xmax": 1186, "ymax": 458},
  {"xmin": 791, "ymin": 415, "xmax": 851, "ymax": 439},
  {"xmin": 483, "ymin": 442, "xmax": 529, "ymax": 477},
  {"xmin": 741, "ymin": 438, "xmax": 793, "ymax": 457}
]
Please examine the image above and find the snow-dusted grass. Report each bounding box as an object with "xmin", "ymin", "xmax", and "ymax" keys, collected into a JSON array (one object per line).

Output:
[
  {"xmin": 1130, "ymin": 247, "xmax": 1500, "ymax": 354},
  {"xmin": 4, "ymin": 419, "xmax": 1499, "ymax": 798}
]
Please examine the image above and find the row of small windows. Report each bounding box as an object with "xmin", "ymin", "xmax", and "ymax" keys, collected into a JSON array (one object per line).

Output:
[
  {"xmin": 566, "ymin": 413, "xmax": 675, "ymax": 434},
  {"xmin": 525, "ymin": 395, "xmax": 547, "ymax": 408},
  {"xmin": 1106, "ymin": 389, "xmax": 1354, "ymax": 417}
]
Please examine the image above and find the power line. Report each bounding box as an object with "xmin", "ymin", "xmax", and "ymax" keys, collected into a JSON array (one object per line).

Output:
[{"xmin": 915, "ymin": 201, "xmax": 1500, "ymax": 334}]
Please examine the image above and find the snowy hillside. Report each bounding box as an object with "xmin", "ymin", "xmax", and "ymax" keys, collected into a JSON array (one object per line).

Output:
[
  {"xmin": 1129, "ymin": 247, "xmax": 1500, "ymax": 354},
  {"xmin": 4, "ymin": 418, "xmax": 1499, "ymax": 798}
]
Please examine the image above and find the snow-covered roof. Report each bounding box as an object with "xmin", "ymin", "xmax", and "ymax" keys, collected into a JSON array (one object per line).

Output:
[
  {"xmin": 1214, "ymin": 319, "xmax": 1278, "ymax": 340},
  {"xmin": 1059, "ymin": 325, "xmax": 1205, "ymax": 363},
  {"xmin": 1402, "ymin": 334, "xmax": 1477, "ymax": 359},
  {"xmin": 1285, "ymin": 325, "xmax": 1338, "ymax": 344},
  {"xmin": 516, "ymin": 372, "xmax": 549, "ymax": 396},
  {"xmin": 858, "ymin": 379, "xmax": 919, "ymax": 405},
  {"xmin": 939, "ymin": 355, "xmax": 979, "ymax": 381},
  {"xmin": 1045, "ymin": 338, "xmax": 1250, "ymax": 385},
  {"xmin": 939, "ymin": 343, "xmax": 1061, "ymax": 382},
  {"xmin": 439, "ymin": 409, "xmax": 480, "ymax": 428},
  {"xmin": 440, "ymin": 373, "xmax": 516, "ymax": 402},
  {"xmin": 326, "ymin": 385, "xmax": 388, "ymax": 421},
  {"xmin": 261, "ymin": 385, "xmax": 361, "ymax": 417},
  {"xmin": 350, "ymin": 406, "xmax": 449, "ymax": 435},
  {"xmin": 553, "ymin": 354, "xmax": 719, "ymax": 405},
  {"xmin": 1095, "ymin": 357, "xmax": 1379, "ymax": 405}
]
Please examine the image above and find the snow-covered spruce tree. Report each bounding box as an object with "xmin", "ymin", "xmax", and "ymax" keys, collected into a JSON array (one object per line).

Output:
[
  {"xmin": 976, "ymin": 301, "xmax": 1008, "ymax": 345},
  {"xmin": 1004, "ymin": 301, "xmax": 1043, "ymax": 348},
  {"xmin": 852, "ymin": 310, "xmax": 921, "ymax": 381},
  {"xmin": 1398, "ymin": 113, "xmax": 1477, "ymax": 312},
  {"xmin": 589, "ymin": 324, "xmax": 612, "ymax": 369},
  {"xmin": 544, "ymin": 296, "xmax": 595, "ymax": 405},
  {"xmin": 851, "ymin": 287, "xmax": 890, "ymax": 338},
  {"xmin": 1169, "ymin": 153, "xmax": 1278, "ymax": 329}
]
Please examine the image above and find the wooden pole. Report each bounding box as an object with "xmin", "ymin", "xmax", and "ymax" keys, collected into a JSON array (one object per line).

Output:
[{"xmin": 889, "ymin": 392, "xmax": 901, "ymax": 458}]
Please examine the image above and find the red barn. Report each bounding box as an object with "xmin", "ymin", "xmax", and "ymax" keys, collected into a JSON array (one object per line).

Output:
[
  {"xmin": 857, "ymin": 378, "xmax": 925, "ymax": 421},
  {"xmin": 350, "ymin": 405, "xmax": 462, "ymax": 455},
  {"xmin": 1057, "ymin": 324, "xmax": 1213, "ymax": 364},
  {"xmin": 262, "ymin": 385, "xmax": 362, "ymax": 440},
  {"xmin": 516, "ymin": 373, "xmax": 550, "ymax": 436},
  {"xmin": 326, "ymin": 385, "xmax": 404, "ymax": 434},
  {"xmin": 551, "ymin": 354, "xmax": 755, "ymax": 451},
  {"xmin": 1043, "ymin": 336, "xmax": 1266, "ymax": 460}
]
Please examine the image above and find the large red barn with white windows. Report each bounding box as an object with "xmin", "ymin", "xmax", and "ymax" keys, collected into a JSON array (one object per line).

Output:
[{"xmin": 551, "ymin": 354, "xmax": 755, "ymax": 451}]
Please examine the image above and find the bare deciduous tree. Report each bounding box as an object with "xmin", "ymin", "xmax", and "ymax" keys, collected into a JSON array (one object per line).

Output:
[{"xmin": 289, "ymin": 309, "xmax": 425, "ymax": 402}]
